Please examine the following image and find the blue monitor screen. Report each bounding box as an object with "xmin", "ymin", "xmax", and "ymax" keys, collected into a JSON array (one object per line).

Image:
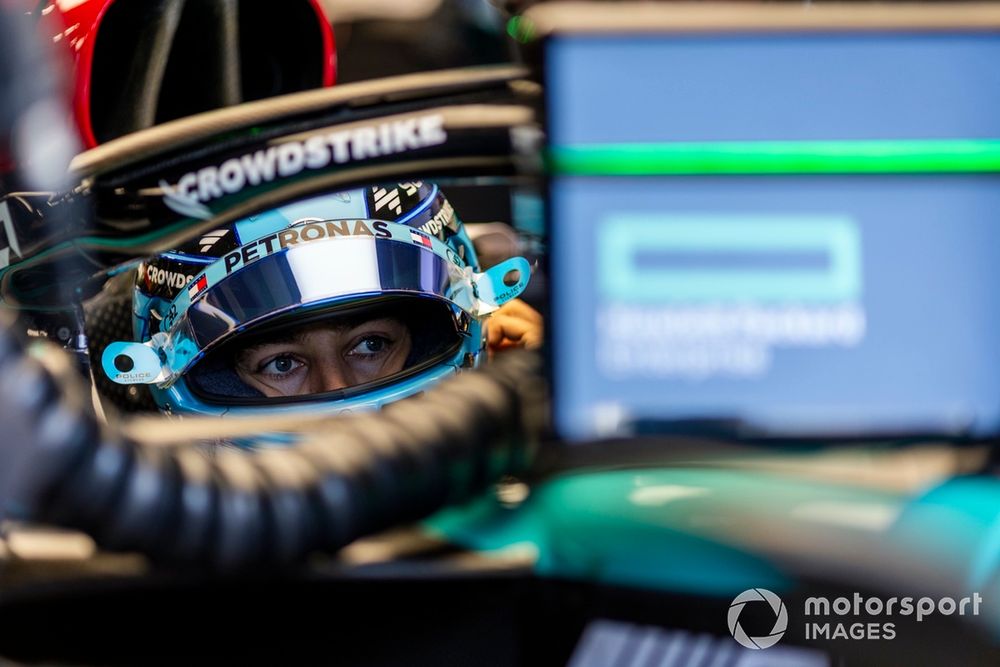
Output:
[{"xmin": 546, "ymin": 32, "xmax": 1000, "ymax": 441}]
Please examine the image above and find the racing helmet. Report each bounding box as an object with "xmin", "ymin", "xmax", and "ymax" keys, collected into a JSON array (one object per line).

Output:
[{"xmin": 101, "ymin": 182, "xmax": 530, "ymax": 417}]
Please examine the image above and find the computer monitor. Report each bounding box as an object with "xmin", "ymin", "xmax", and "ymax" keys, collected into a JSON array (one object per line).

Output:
[{"xmin": 538, "ymin": 4, "xmax": 1000, "ymax": 441}]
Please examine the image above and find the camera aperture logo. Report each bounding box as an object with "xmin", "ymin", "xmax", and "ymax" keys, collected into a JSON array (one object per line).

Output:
[{"xmin": 728, "ymin": 588, "xmax": 788, "ymax": 649}]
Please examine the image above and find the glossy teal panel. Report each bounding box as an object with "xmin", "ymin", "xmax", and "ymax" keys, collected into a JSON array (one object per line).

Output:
[
  {"xmin": 428, "ymin": 463, "xmax": 1000, "ymax": 628},
  {"xmin": 428, "ymin": 467, "xmax": 908, "ymax": 596}
]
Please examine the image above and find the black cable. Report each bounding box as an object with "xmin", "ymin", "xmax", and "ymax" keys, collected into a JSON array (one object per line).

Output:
[{"xmin": 0, "ymin": 309, "xmax": 541, "ymax": 569}]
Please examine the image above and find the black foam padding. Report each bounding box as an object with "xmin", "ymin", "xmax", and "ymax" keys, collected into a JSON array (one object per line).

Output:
[
  {"xmin": 294, "ymin": 438, "xmax": 363, "ymax": 551},
  {"xmin": 8, "ymin": 391, "xmax": 99, "ymax": 516},
  {"xmin": 1, "ymin": 356, "xmax": 57, "ymax": 417},
  {"xmin": 358, "ymin": 403, "xmax": 453, "ymax": 517},
  {"xmin": 42, "ymin": 437, "xmax": 134, "ymax": 532},
  {"xmin": 211, "ymin": 448, "xmax": 269, "ymax": 569},
  {"xmin": 253, "ymin": 448, "xmax": 321, "ymax": 564},
  {"xmin": 0, "ymin": 320, "xmax": 96, "ymax": 520},
  {"xmin": 168, "ymin": 447, "xmax": 218, "ymax": 563},
  {"xmin": 99, "ymin": 445, "xmax": 178, "ymax": 553},
  {"xmin": 383, "ymin": 397, "xmax": 487, "ymax": 506},
  {"xmin": 298, "ymin": 427, "xmax": 390, "ymax": 539},
  {"xmin": 3, "ymin": 302, "xmax": 542, "ymax": 569},
  {"xmin": 342, "ymin": 416, "xmax": 438, "ymax": 529},
  {"xmin": 422, "ymin": 375, "xmax": 518, "ymax": 496}
]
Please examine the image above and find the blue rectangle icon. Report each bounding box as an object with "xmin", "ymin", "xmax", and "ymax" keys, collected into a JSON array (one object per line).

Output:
[{"xmin": 598, "ymin": 215, "xmax": 862, "ymax": 303}]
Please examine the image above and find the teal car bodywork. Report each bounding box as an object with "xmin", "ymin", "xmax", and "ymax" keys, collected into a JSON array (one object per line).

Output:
[{"xmin": 427, "ymin": 448, "xmax": 1000, "ymax": 631}]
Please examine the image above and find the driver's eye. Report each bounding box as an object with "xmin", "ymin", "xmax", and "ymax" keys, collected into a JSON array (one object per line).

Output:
[
  {"xmin": 260, "ymin": 355, "xmax": 303, "ymax": 375},
  {"xmin": 348, "ymin": 335, "xmax": 390, "ymax": 357}
]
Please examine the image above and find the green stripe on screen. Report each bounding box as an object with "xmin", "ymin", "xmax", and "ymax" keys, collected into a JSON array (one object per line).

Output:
[{"xmin": 548, "ymin": 139, "xmax": 1000, "ymax": 175}]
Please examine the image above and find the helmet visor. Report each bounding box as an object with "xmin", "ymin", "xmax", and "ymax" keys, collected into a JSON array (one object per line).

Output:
[{"xmin": 185, "ymin": 237, "xmax": 458, "ymax": 351}]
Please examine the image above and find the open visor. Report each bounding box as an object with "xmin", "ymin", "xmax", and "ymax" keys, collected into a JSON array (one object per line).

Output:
[{"xmin": 103, "ymin": 220, "xmax": 530, "ymax": 387}]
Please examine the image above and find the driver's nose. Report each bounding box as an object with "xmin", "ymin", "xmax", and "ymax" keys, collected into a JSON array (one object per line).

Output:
[{"xmin": 309, "ymin": 361, "xmax": 351, "ymax": 394}]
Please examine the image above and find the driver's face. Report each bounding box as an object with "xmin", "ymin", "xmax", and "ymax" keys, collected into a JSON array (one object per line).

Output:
[{"xmin": 234, "ymin": 317, "xmax": 412, "ymax": 397}]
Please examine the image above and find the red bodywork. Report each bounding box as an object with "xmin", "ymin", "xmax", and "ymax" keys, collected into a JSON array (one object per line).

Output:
[{"xmin": 35, "ymin": 0, "xmax": 336, "ymax": 148}]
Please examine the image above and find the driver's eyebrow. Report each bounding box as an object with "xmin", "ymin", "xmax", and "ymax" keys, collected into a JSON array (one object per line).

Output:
[
  {"xmin": 240, "ymin": 331, "xmax": 305, "ymax": 351},
  {"xmin": 235, "ymin": 313, "xmax": 405, "ymax": 359},
  {"xmin": 237, "ymin": 320, "xmax": 362, "ymax": 356},
  {"xmin": 233, "ymin": 331, "xmax": 312, "ymax": 366},
  {"xmin": 342, "ymin": 316, "xmax": 401, "ymax": 333}
]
